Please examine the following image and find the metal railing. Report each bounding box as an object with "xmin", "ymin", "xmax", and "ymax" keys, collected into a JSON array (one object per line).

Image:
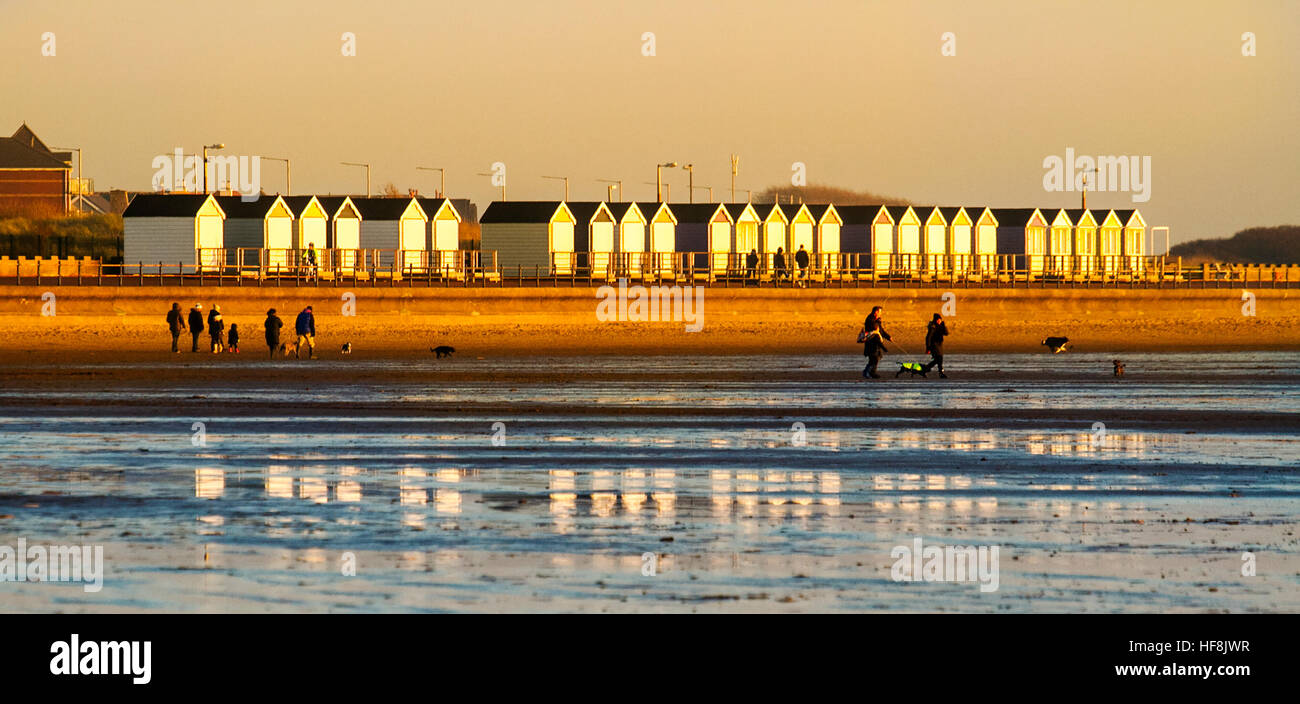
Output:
[{"xmin": 4, "ymin": 250, "xmax": 1297, "ymax": 288}]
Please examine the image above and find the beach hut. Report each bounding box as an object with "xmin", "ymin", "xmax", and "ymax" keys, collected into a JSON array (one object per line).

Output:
[
  {"xmin": 1117, "ymin": 209, "xmax": 1146, "ymax": 276},
  {"xmin": 781, "ymin": 203, "xmax": 816, "ymax": 268},
  {"xmin": 938, "ymin": 207, "xmax": 972, "ymax": 275},
  {"xmin": 757, "ymin": 204, "xmax": 789, "ymax": 276},
  {"xmin": 917, "ymin": 207, "xmax": 947, "ymax": 275},
  {"xmin": 282, "ymin": 196, "xmax": 329, "ymax": 252},
  {"xmin": 1065, "ymin": 208, "xmax": 1097, "ymax": 278},
  {"xmin": 567, "ymin": 201, "xmax": 617, "ymax": 278},
  {"xmin": 835, "ymin": 205, "xmax": 893, "ymax": 276},
  {"xmin": 418, "ymin": 197, "xmax": 464, "ymax": 275},
  {"xmin": 1095, "ymin": 209, "xmax": 1124, "ymax": 276},
  {"xmin": 672, "ymin": 203, "xmax": 733, "ymax": 279},
  {"xmin": 1043, "ymin": 208, "xmax": 1073, "ymax": 277},
  {"xmin": 318, "ymin": 196, "xmax": 362, "ymax": 274},
  {"xmin": 991, "ymin": 208, "xmax": 1048, "ymax": 278},
  {"xmin": 968, "ymin": 207, "xmax": 998, "ymax": 274},
  {"xmin": 724, "ymin": 203, "xmax": 761, "ymax": 273},
  {"xmin": 216, "ymin": 195, "xmax": 295, "ymax": 272},
  {"xmin": 608, "ymin": 201, "xmax": 646, "ymax": 278},
  {"xmin": 351, "ymin": 197, "xmax": 428, "ymax": 272},
  {"xmin": 122, "ymin": 193, "xmax": 225, "ymax": 271},
  {"xmin": 637, "ymin": 202, "xmax": 678, "ymax": 278},
  {"xmin": 808, "ymin": 204, "xmax": 842, "ymax": 276},
  {"xmin": 885, "ymin": 206, "xmax": 921, "ymax": 276},
  {"xmin": 480, "ymin": 201, "xmax": 576, "ymax": 275}
]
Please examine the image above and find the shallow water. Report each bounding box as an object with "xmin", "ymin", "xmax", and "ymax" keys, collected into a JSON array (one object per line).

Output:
[{"xmin": 1, "ymin": 352, "xmax": 1297, "ymax": 612}]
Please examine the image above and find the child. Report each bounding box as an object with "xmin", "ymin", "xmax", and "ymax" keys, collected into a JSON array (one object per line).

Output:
[{"xmin": 227, "ymin": 323, "xmax": 240, "ymax": 353}]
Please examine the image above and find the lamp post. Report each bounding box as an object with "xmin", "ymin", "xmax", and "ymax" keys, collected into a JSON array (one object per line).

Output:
[
  {"xmin": 541, "ymin": 175, "xmax": 569, "ymax": 201},
  {"xmin": 417, "ymin": 167, "xmax": 445, "ymax": 197},
  {"xmin": 53, "ymin": 145, "xmax": 82, "ymax": 212},
  {"xmin": 730, "ymin": 154, "xmax": 739, "ymax": 202},
  {"xmin": 689, "ymin": 184, "xmax": 712, "ymax": 202},
  {"xmin": 597, "ymin": 178, "xmax": 622, "ymax": 202},
  {"xmin": 202, "ymin": 143, "xmax": 225, "ymax": 193},
  {"xmin": 478, "ymin": 172, "xmax": 505, "ymax": 201},
  {"xmin": 260, "ymin": 156, "xmax": 290, "ymax": 195},
  {"xmin": 682, "ymin": 164, "xmax": 696, "ymax": 203},
  {"xmin": 341, "ymin": 162, "xmax": 371, "ymax": 197},
  {"xmin": 655, "ymin": 161, "xmax": 677, "ymax": 202}
]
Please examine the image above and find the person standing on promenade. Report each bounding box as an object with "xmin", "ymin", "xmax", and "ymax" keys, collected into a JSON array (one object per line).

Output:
[
  {"xmin": 745, "ymin": 249, "xmax": 759, "ymax": 286},
  {"xmin": 294, "ymin": 305, "xmax": 317, "ymax": 359},
  {"xmin": 795, "ymin": 245, "xmax": 810, "ymax": 288},
  {"xmin": 860, "ymin": 305, "xmax": 891, "ymax": 379},
  {"xmin": 264, "ymin": 308, "xmax": 283, "ymax": 359},
  {"xmin": 774, "ymin": 247, "xmax": 787, "ymax": 285},
  {"xmin": 166, "ymin": 302, "xmax": 186, "ymax": 354},
  {"xmin": 208, "ymin": 304, "xmax": 225, "ymax": 353},
  {"xmin": 922, "ymin": 313, "xmax": 950, "ymax": 378},
  {"xmin": 305, "ymin": 243, "xmax": 318, "ymax": 283},
  {"xmin": 187, "ymin": 303, "xmax": 205, "ymax": 352}
]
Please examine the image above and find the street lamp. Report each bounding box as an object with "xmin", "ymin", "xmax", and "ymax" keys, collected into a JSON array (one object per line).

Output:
[
  {"xmin": 655, "ymin": 161, "xmax": 677, "ymax": 202},
  {"xmin": 477, "ymin": 172, "xmax": 505, "ymax": 201},
  {"xmin": 341, "ymin": 162, "xmax": 371, "ymax": 197},
  {"xmin": 202, "ymin": 143, "xmax": 225, "ymax": 193},
  {"xmin": 417, "ymin": 167, "xmax": 445, "ymax": 197},
  {"xmin": 53, "ymin": 145, "xmax": 83, "ymax": 212},
  {"xmin": 541, "ymin": 175, "xmax": 569, "ymax": 201},
  {"xmin": 682, "ymin": 164, "xmax": 695, "ymax": 203},
  {"xmin": 260, "ymin": 156, "xmax": 290, "ymax": 195},
  {"xmin": 597, "ymin": 178, "xmax": 623, "ymax": 202}
]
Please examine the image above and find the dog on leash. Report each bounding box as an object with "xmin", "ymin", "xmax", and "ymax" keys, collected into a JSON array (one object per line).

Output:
[
  {"xmin": 341, "ymin": 342, "xmax": 352, "ymax": 354},
  {"xmin": 430, "ymin": 345, "xmax": 455, "ymax": 359},
  {"xmin": 895, "ymin": 361, "xmax": 929, "ymax": 378},
  {"xmin": 278, "ymin": 341, "xmax": 297, "ymax": 358},
  {"xmin": 1113, "ymin": 359, "xmax": 1125, "ymax": 377}
]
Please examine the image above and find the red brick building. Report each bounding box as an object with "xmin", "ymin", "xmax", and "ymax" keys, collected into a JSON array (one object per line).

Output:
[{"xmin": 0, "ymin": 124, "xmax": 72, "ymax": 216}]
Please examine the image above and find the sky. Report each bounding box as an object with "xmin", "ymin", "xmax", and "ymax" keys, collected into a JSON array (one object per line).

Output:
[{"xmin": 3, "ymin": 0, "xmax": 1297, "ymax": 243}]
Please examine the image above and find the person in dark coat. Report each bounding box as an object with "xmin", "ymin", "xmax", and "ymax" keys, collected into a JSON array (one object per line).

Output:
[
  {"xmin": 774, "ymin": 247, "xmax": 787, "ymax": 284},
  {"xmin": 922, "ymin": 313, "xmax": 950, "ymax": 378},
  {"xmin": 795, "ymin": 245, "xmax": 810, "ymax": 287},
  {"xmin": 294, "ymin": 306, "xmax": 317, "ymax": 359},
  {"xmin": 227, "ymin": 323, "xmax": 240, "ymax": 354},
  {"xmin": 187, "ymin": 303, "xmax": 204, "ymax": 352},
  {"xmin": 745, "ymin": 249, "xmax": 759, "ymax": 286},
  {"xmin": 861, "ymin": 305, "xmax": 891, "ymax": 379},
  {"xmin": 264, "ymin": 308, "xmax": 283, "ymax": 359},
  {"xmin": 166, "ymin": 302, "xmax": 186, "ymax": 353},
  {"xmin": 207, "ymin": 304, "xmax": 225, "ymax": 353}
]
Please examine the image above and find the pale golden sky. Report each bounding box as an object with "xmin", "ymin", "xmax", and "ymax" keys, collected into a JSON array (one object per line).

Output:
[{"xmin": 4, "ymin": 0, "xmax": 1296, "ymax": 242}]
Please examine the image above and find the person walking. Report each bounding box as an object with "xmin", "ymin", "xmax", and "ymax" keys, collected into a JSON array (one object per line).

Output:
[
  {"xmin": 187, "ymin": 303, "xmax": 205, "ymax": 352},
  {"xmin": 860, "ymin": 305, "xmax": 891, "ymax": 379},
  {"xmin": 795, "ymin": 245, "xmax": 810, "ymax": 288},
  {"xmin": 774, "ymin": 247, "xmax": 787, "ymax": 285},
  {"xmin": 745, "ymin": 249, "xmax": 759, "ymax": 286},
  {"xmin": 294, "ymin": 305, "xmax": 317, "ymax": 359},
  {"xmin": 207, "ymin": 304, "xmax": 225, "ymax": 353},
  {"xmin": 166, "ymin": 302, "xmax": 186, "ymax": 353},
  {"xmin": 264, "ymin": 308, "xmax": 283, "ymax": 359},
  {"xmin": 922, "ymin": 313, "xmax": 950, "ymax": 378}
]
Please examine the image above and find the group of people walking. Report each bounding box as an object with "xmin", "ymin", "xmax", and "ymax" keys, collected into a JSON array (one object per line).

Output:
[
  {"xmin": 744, "ymin": 244, "xmax": 812, "ymax": 287},
  {"xmin": 166, "ymin": 303, "xmax": 316, "ymax": 359},
  {"xmin": 860, "ymin": 305, "xmax": 950, "ymax": 379}
]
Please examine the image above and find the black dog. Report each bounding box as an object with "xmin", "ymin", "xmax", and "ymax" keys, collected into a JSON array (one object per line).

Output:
[
  {"xmin": 430, "ymin": 345, "xmax": 455, "ymax": 358},
  {"xmin": 895, "ymin": 362, "xmax": 929, "ymax": 378},
  {"xmin": 1042, "ymin": 336, "xmax": 1070, "ymax": 354},
  {"xmin": 1113, "ymin": 359, "xmax": 1125, "ymax": 377}
]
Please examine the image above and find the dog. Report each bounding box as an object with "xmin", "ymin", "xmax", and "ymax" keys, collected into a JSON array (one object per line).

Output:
[
  {"xmin": 1113, "ymin": 359, "xmax": 1125, "ymax": 377},
  {"xmin": 895, "ymin": 362, "xmax": 929, "ymax": 378},
  {"xmin": 1042, "ymin": 336, "xmax": 1070, "ymax": 354},
  {"xmin": 341, "ymin": 342, "xmax": 352, "ymax": 354},
  {"xmin": 278, "ymin": 341, "xmax": 297, "ymax": 358},
  {"xmin": 430, "ymin": 345, "xmax": 455, "ymax": 359}
]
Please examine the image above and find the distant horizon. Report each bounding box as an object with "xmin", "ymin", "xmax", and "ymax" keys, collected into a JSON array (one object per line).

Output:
[{"xmin": 4, "ymin": 0, "xmax": 1297, "ymax": 243}]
